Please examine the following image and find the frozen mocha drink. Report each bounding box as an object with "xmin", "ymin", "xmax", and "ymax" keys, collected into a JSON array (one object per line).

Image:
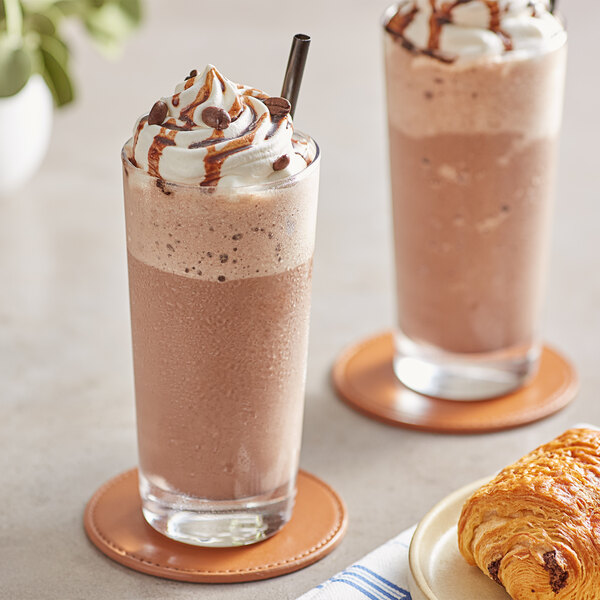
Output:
[
  {"xmin": 384, "ymin": 0, "xmax": 566, "ymax": 399},
  {"xmin": 122, "ymin": 65, "xmax": 319, "ymax": 546}
]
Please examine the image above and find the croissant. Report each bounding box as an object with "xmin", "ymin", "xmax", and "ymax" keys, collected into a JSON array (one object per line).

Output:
[{"xmin": 457, "ymin": 428, "xmax": 600, "ymax": 600}]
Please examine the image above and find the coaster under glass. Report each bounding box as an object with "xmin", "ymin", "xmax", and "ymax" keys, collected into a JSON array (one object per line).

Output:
[{"xmin": 332, "ymin": 331, "xmax": 578, "ymax": 433}]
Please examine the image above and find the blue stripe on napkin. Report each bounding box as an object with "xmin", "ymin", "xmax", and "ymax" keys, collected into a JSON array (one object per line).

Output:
[{"xmin": 297, "ymin": 526, "xmax": 415, "ymax": 600}]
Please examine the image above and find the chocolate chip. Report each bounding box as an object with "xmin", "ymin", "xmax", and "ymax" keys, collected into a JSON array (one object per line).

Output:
[
  {"xmin": 189, "ymin": 69, "xmax": 197, "ymax": 78},
  {"xmin": 218, "ymin": 275, "xmax": 226, "ymax": 282},
  {"xmin": 273, "ymin": 154, "xmax": 290, "ymax": 171},
  {"xmin": 156, "ymin": 179, "xmax": 172, "ymax": 195},
  {"xmin": 202, "ymin": 107, "xmax": 231, "ymax": 130},
  {"xmin": 220, "ymin": 254, "xmax": 228, "ymax": 263},
  {"xmin": 148, "ymin": 100, "xmax": 168, "ymax": 125},
  {"xmin": 264, "ymin": 97, "xmax": 291, "ymax": 118},
  {"xmin": 232, "ymin": 233, "xmax": 243, "ymax": 241}
]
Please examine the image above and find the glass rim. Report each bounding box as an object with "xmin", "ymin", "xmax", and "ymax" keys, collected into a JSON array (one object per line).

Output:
[{"xmin": 121, "ymin": 130, "xmax": 320, "ymax": 193}]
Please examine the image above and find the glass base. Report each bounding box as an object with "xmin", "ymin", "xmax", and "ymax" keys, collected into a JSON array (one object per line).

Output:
[
  {"xmin": 139, "ymin": 473, "xmax": 295, "ymax": 547},
  {"xmin": 394, "ymin": 332, "xmax": 541, "ymax": 401}
]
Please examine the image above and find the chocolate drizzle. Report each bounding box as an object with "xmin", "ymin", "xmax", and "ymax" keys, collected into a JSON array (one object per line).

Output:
[
  {"xmin": 200, "ymin": 112, "xmax": 267, "ymax": 186},
  {"xmin": 188, "ymin": 136, "xmax": 224, "ymax": 150},
  {"xmin": 213, "ymin": 69, "xmax": 227, "ymax": 93},
  {"xmin": 386, "ymin": 4, "xmax": 420, "ymax": 37},
  {"xmin": 264, "ymin": 115, "xmax": 286, "ymax": 140},
  {"xmin": 160, "ymin": 118, "xmax": 193, "ymax": 132},
  {"xmin": 147, "ymin": 128, "xmax": 177, "ymax": 178},
  {"xmin": 179, "ymin": 82, "xmax": 211, "ymax": 127},
  {"xmin": 386, "ymin": 0, "xmax": 516, "ymax": 62},
  {"xmin": 485, "ymin": 0, "xmax": 513, "ymax": 50},
  {"xmin": 133, "ymin": 116, "xmax": 147, "ymax": 151}
]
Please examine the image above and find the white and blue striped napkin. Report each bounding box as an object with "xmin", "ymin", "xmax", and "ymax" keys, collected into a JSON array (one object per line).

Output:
[{"xmin": 298, "ymin": 526, "xmax": 416, "ymax": 600}]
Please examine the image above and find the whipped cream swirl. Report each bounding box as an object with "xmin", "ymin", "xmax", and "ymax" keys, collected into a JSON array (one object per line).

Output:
[
  {"xmin": 386, "ymin": 0, "xmax": 566, "ymax": 61},
  {"xmin": 130, "ymin": 65, "xmax": 311, "ymax": 187}
]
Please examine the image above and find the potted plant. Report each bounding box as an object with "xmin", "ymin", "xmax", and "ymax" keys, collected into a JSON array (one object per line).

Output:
[{"xmin": 0, "ymin": 0, "xmax": 142, "ymax": 193}]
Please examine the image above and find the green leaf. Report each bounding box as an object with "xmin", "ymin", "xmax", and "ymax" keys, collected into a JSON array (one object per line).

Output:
[
  {"xmin": 84, "ymin": 2, "xmax": 139, "ymax": 57},
  {"xmin": 52, "ymin": 0, "xmax": 85, "ymax": 18},
  {"xmin": 118, "ymin": 0, "xmax": 142, "ymax": 24},
  {"xmin": 39, "ymin": 36, "xmax": 73, "ymax": 106},
  {"xmin": 39, "ymin": 33, "xmax": 69, "ymax": 67},
  {"xmin": 24, "ymin": 11, "xmax": 57, "ymax": 36},
  {"xmin": 0, "ymin": 39, "xmax": 33, "ymax": 97},
  {"xmin": 1, "ymin": 0, "xmax": 142, "ymax": 104}
]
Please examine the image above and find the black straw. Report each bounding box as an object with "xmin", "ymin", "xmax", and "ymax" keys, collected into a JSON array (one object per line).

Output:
[
  {"xmin": 550, "ymin": 0, "xmax": 557, "ymax": 13},
  {"xmin": 281, "ymin": 34, "xmax": 311, "ymax": 119}
]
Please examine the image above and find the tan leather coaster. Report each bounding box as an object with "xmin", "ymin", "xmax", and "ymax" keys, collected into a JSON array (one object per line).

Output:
[
  {"xmin": 332, "ymin": 331, "xmax": 578, "ymax": 433},
  {"xmin": 84, "ymin": 469, "xmax": 347, "ymax": 583}
]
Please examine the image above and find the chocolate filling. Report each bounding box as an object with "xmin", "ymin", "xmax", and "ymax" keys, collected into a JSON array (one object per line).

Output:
[
  {"xmin": 542, "ymin": 550, "xmax": 569, "ymax": 593},
  {"xmin": 487, "ymin": 558, "xmax": 503, "ymax": 586}
]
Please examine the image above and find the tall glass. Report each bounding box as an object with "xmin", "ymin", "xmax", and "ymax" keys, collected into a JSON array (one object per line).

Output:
[
  {"xmin": 122, "ymin": 135, "xmax": 319, "ymax": 546},
  {"xmin": 383, "ymin": 5, "xmax": 567, "ymax": 400}
]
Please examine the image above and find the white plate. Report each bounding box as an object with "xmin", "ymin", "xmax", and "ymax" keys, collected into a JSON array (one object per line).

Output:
[{"xmin": 408, "ymin": 477, "xmax": 510, "ymax": 600}]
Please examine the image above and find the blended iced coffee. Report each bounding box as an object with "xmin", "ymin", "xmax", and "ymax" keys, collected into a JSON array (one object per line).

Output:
[
  {"xmin": 383, "ymin": 0, "xmax": 566, "ymax": 399},
  {"xmin": 122, "ymin": 65, "xmax": 319, "ymax": 546}
]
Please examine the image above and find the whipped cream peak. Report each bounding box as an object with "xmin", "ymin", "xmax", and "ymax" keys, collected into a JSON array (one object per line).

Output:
[
  {"xmin": 130, "ymin": 65, "xmax": 312, "ymax": 187},
  {"xmin": 386, "ymin": 0, "xmax": 566, "ymax": 61}
]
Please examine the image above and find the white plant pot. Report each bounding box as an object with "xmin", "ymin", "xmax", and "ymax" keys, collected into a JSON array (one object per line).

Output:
[{"xmin": 0, "ymin": 74, "xmax": 53, "ymax": 194}]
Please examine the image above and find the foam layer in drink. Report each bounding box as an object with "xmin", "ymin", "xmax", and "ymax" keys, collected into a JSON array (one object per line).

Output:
[
  {"xmin": 384, "ymin": 33, "xmax": 566, "ymax": 140},
  {"xmin": 123, "ymin": 148, "xmax": 318, "ymax": 282}
]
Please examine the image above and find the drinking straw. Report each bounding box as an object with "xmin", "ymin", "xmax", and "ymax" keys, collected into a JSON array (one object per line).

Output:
[{"xmin": 281, "ymin": 34, "xmax": 311, "ymax": 119}]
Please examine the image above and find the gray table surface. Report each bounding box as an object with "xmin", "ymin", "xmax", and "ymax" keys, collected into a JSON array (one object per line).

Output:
[{"xmin": 1, "ymin": 1, "xmax": 598, "ymax": 598}]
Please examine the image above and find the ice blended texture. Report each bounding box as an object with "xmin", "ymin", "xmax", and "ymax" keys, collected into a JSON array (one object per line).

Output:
[
  {"xmin": 384, "ymin": 0, "xmax": 566, "ymax": 354},
  {"xmin": 123, "ymin": 65, "xmax": 319, "ymax": 503}
]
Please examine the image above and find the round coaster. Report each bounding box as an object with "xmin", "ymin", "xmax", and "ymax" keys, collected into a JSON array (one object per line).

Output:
[
  {"xmin": 332, "ymin": 331, "xmax": 578, "ymax": 434},
  {"xmin": 84, "ymin": 469, "xmax": 347, "ymax": 583}
]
